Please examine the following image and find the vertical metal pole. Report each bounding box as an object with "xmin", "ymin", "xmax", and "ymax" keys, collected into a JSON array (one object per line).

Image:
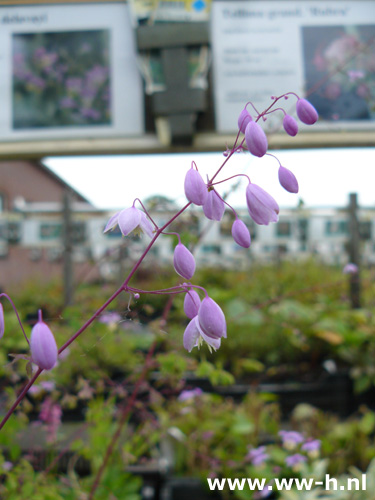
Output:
[
  {"xmin": 348, "ymin": 193, "xmax": 361, "ymax": 309},
  {"xmin": 63, "ymin": 190, "xmax": 74, "ymax": 306}
]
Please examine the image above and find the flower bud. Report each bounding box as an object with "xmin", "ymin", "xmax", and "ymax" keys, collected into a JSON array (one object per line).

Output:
[
  {"xmin": 184, "ymin": 289, "xmax": 201, "ymax": 319},
  {"xmin": 184, "ymin": 166, "xmax": 208, "ymax": 206},
  {"xmin": 283, "ymin": 115, "xmax": 298, "ymax": 136},
  {"xmin": 198, "ymin": 297, "xmax": 227, "ymax": 339},
  {"xmin": 30, "ymin": 310, "xmax": 58, "ymax": 370},
  {"xmin": 232, "ymin": 219, "xmax": 251, "ymax": 248},
  {"xmin": 0, "ymin": 303, "xmax": 4, "ymax": 339},
  {"xmin": 245, "ymin": 121, "xmax": 268, "ymax": 157},
  {"xmin": 173, "ymin": 243, "xmax": 196, "ymax": 280},
  {"xmin": 246, "ymin": 183, "xmax": 279, "ymax": 225},
  {"xmin": 203, "ymin": 190, "xmax": 225, "ymax": 221},
  {"xmin": 278, "ymin": 166, "xmax": 299, "ymax": 193},
  {"xmin": 296, "ymin": 98, "xmax": 318, "ymax": 125},
  {"xmin": 238, "ymin": 108, "xmax": 252, "ymax": 133}
]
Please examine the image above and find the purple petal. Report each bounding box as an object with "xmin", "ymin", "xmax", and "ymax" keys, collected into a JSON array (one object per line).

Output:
[
  {"xmin": 30, "ymin": 317, "xmax": 58, "ymax": 370},
  {"xmin": 296, "ymin": 98, "xmax": 319, "ymax": 125},
  {"xmin": 246, "ymin": 184, "xmax": 279, "ymax": 225},
  {"xmin": 238, "ymin": 107, "xmax": 252, "ymax": 133},
  {"xmin": 203, "ymin": 190, "xmax": 225, "ymax": 221},
  {"xmin": 183, "ymin": 316, "xmax": 200, "ymax": 352},
  {"xmin": 139, "ymin": 211, "xmax": 154, "ymax": 238},
  {"xmin": 184, "ymin": 289, "xmax": 201, "ymax": 319},
  {"xmin": 184, "ymin": 167, "xmax": 208, "ymax": 206},
  {"xmin": 278, "ymin": 166, "xmax": 299, "ymax": 193},
  {"xmin": 232, "ymin": 219, "xmax": 251, "ymax": 248},
  {"xmin": 245, "ymin": 121, "xmax": 268, "ymax": 157},
  {"xmin": 118, "ymin": 207, "xmax": 141, "ymax": 236},
  {"xmin": 103, "ymin": 211, "xmax": 120, "ymax": 233},
  {"xmin": 198, "ymin": 297, "xmax": 227, "ymax": 339},
  {"xmin": 173, "ymin": 243, "xmax": 196, "ymax": 280},
  {"xmin": 0, "ymin": 303, "xmax": 4, "ymax": 339},
  {"xmin": 283, "ymin": 115, "xmax": 298, "ymax": 136}
]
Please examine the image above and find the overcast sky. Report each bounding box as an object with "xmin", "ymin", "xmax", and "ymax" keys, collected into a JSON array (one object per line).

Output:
[{"xmin": 44, "ymin": 147, "xmax": 375, "ymax": 212}]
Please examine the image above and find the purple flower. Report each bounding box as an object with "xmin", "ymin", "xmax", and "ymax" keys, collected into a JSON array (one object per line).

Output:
[
  {"xmin": 238, "ymin": 107, "xmax": 252, "ymax": 133},
  {"xmin": 66, "ymin": 77, "xmax": 83, "ymax": 93},
  {"xmin": 184, "ymin": 289, "xmax": 201, "ymax": 319},
  {"xmin": 283, "ymin": 115, "xmax": 298, "ymax": 136},
  {"xmin": 279, "ymin": 430, "xmax": 304, "ymax": 449},
  {"xmin": 231, "ymin": 219, "xmax": 251, "ymax": 248},
  {"xmin": 296, "ymin": 98, "xmax": 318, "ymax": 125},
  {"xmin": 59, "ymin": 96, "xmax": 76, "ymax": 109},
  {"xmin": 343, "ymin": 263, "xmax": 358, "ymax": 274},
  {"xmin": 104, "ymin": 207, "xmax": 154, "ymax": 238},
  {"xmin": 285, "ymin": 453, "xmax": 307, "ymax": 467},
  {"xmin": 178, "ymin": 388, "xmax": 203, "ymax": 401},
  {"xmin": 30, "ymin": 310, "xmax": 58, "ymax": 371},
  {"xmin": 183, "ymin": 316, "xmax": 221, "ymax": 352},
  {"xmin": 246, "ymin": 183, "xmax": 279, "ymax": 225},
  {"xmin": 203, "ymin": 190, "xmax": 225, "ymax": 221},
  {"xmin": 245, "ymin": 121, "xmax": 268, "ymax": 157},
  {"xmin": 301, "ymin": 439, "xmax": 321, "ymax": 453},
  {"xmin": 80, "ymin": 108, "xmax": 101, "ymax": 120},
  {"xmin": 99, "ymin": 312, "xmax": 122, "ymax": 325},
  {"xmin": 278, "ymin": 166, "xmax": 299, "ymax": 193},
  {"xmin": 174, "ymin": 243, "xmax": 196, "ymax": 280},
  {"xmin": 247, "ymin": 446, "xmax": 269, "ymax": 466},
  {"xmin": 184, "ymin": 165, "xmax": 208, "ymax": 206},
  {"xmin": 0, "ymin": 303, "xmax": 4, "ymax": 339},
  {"xmin": 198, "ymin": 297, "xmax": 227, "ymax": 340}
]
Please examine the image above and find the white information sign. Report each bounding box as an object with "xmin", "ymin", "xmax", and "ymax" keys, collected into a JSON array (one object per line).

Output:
[
  {"xmin": 211, "ymin": 1, "xmax": 375, "ymax": 132},
  {"xmin": 0, "ymin": 3, "xmax": 144, "ymax": 141}
]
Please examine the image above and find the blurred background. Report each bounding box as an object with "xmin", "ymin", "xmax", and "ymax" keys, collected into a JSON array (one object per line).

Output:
[{"xmin": 1, "ymin": 1, "xmax": 375, "ymax": 499}]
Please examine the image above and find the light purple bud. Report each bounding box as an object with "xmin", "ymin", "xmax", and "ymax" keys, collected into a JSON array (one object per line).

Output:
[
  {"xmin": 238, "ymin": 107, "xmax": 252, "ymax": 133},
  {"xmin": 198, "ymin": 297, "xmax": 227, "ymax": 339},
  {"xmin": 245, "ymin": 121, "xmax": 268, "ymax": 157},
  {"xmin": 283, "ymin": 115, "xmax": 298, "ymax": 136},
  {"xmin": 184, "ymin": 289, "xmax": 201, "ymax": 319},
  {"xmin": 173, "ymin": 243, "xmax": 196, "ymax": 280},
  {"xmin": 118, "ymin": 207, "xmax": 141, "ymax": 236},
  {"xmin": 296, "ymin": 98, "xmax": 318, "ymax": 125},
  {"xmin": 203, "ymin": 190, "xmax": 225, "ymax": 221},
  {"xmin": 30, "ymin": 310, "xmax": 58, "ymax": 370},
  {"xmin": 278, "ymin": 166, "xmax": 299, "ymax": 193},
  {"xmin": 232, "ymin": 219, "xmax": 251, "ymax": 248},
  {"xmin": 0, "ymin": 303, "xmax": 4, "ymax": 339},
  {"xmin": 246, "ymin": 183, "xmax": 279, "ymax": 225},
  {"xmin": 184, "ymin": 166, "xmax": 208, "ymax": 206}
]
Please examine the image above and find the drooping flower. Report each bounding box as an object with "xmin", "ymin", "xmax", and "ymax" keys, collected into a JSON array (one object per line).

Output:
[
  {"xmin": 283, "ymin": 114, "xmax": 298, "ymax": 136},
  {"xmin": 30, "ymin": 310, "xmax": 58, "ymax": 370},
  {"xmin": 184, "ymin": 289, "xmax": 201, "ymax": 319},
  {"xmin": 203, "ymin": 189, "xmax": 225, "ymax": 221},
  {"xmin": 174, "ymin": 243, "xmax": 196, "ymax": 280},
  {"xmin": 247, "ymin": 446, "xmax": 269, "ymax": 466},
  {"xmin": 104, "ymin": 206, "xmax": 153, "ymax": 238},
  {"xmin": 343, "ymin": 263, "xmax": 358, "ymax": 274},
  {"xmin": 278, "ymin": 166, "xmax": 299, "ymax": 193},
  {"xmin": 183, "ymin": 316, "xmax": 221, "ymax": 352},
  {"xmin": 285, "ymin": 453, "xmax": 307, "ymax": 468},
  {"xmin": 301, "ymin": 439, "xmax": 321, "ymax": 456},
  {"xmin": 279, "ymin": 430, "xmax": 304, "ymax": 449},
  {"xmin": 296, "ymin": 98, "xmax": 319, "ymax": 125},
  {"xmin": 0, "ymin": 303, "xmax": 4, "ymax": 339},
  {"xmin": 246, "ymin": 183, "xmax": 279, "ymax": 225},
  {"xmin": 184, "ymin": 165, "xmax": 208, "ymax": 206},
  {"xmin": 178, "ymin": 388, "xmax": 203, "ymax": 402},
  {"xmin": 238, "ymin": 107, "xmax": 252, "ymax": 133},
  {"xmin": 245, "ymin": 121, "xmax": 268, "ymax": 157},
  {"xmin": 231, "ymin": 219, "xmax": 251, "ymax": 248},
  {"xmin": 198, "ymin": 296, "xmax": 227, "ymax": 340}
]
